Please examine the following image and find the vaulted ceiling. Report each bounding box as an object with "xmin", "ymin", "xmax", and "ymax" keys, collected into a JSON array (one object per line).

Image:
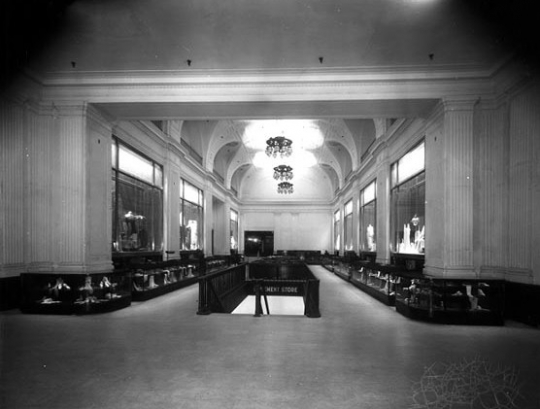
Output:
[{"xmin": 3, "ymin": 0, "xmax": 531, "ymax": 203}]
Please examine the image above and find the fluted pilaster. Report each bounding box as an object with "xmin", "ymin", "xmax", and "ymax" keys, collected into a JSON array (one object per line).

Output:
[
  {"xmin": 0, "ymin": 101, "xmax": 26, "ymax": 275},
  {"xmin": 426, "ymin": 98, "xmax": 476, "ymax": 278},
  {"xmin": 473, "ymin": 98, "xmax": 507, "ymax": 279},
  {"xmin": 506, "ymin": 82, "xmax": 540, "ymax": 284},
  {"xmin": 51, "ymin": 105, "xmax": 87, "ymax": 271}
]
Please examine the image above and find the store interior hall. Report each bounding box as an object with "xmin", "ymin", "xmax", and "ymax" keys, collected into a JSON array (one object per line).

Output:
[{"xmin": 2, "ymin": 1, "xmax": 540, "ymax": 409}]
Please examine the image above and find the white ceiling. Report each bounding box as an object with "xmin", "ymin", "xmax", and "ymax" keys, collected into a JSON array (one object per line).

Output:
[
  {"xmin": 7, "ymin": 0, "xmax": 527, "ymax": 203},
  {"xmin": 29, "ymin": 0, "xmax": 506, "ymax": 74}
]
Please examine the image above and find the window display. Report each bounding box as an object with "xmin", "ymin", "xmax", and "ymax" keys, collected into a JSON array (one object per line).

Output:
[
  {"xmin": 391, "ymin": 142, "xmax": 425, "ymax": 255},
  {"xmin": 334, "ymin": 209, "xmax": 341, "ymax": 254},
  {"xmin": 180, "ymin": 179, "xmax": 204, "ymax": 251},
  {"xmin": 112, "ymin": 138, "xmax": 163, "ymax": 253},
  {"xmin": 230, "ymin": 209, "xmax": 239, "ymax": 251},
  {"xmin": 360, "ymin": 180, "xmax": 377, "ymax": 253},
  {"xmin": 344, "ymin": 200, "xmax": 353, "ymax": 251}
]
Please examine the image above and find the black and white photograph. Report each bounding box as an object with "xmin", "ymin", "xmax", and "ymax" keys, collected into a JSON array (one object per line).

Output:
[{"xmin": 1, "ymin": 1, "xmax": 539, "ymax": 408}]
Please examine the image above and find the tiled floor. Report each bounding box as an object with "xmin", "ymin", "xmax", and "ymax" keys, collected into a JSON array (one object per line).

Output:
[{"xmin": 1, "ymin": 266, "xmax": 540, "ymax": 409}]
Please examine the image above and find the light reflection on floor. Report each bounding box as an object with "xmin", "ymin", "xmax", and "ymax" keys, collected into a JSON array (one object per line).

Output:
[{"xmin": 231, "ymin": 295, "xmax": 305, "ymax": 316}]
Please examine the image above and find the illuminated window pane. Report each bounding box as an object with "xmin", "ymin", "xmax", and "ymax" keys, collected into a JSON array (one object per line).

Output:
[
  {"xmin": 360, "ymin": 201, "xmax": 376, "ymax": 252},
  {"xmin": 119, "ymin": 145, "xmax": 154, "ymax": 184},
  {"xmin": 111, "ymin": 140, "xmax": 117, "ymax": 168},
  {"xmin": 360, "ymin": 180, "xmax": 377, "ymax": 252},
  {"xmin": 154, "ymin": 164, "xmax": 163, "ymax": 187},
  {"xmin": 181, "ymin": 201, "xmax": 203, "ymax": 250},
  {"xmin": 344, "ymin": 200, "xmax": 353, "ymax": 216},
  {"xmin": 391, "ymin": 172, "xmax": 425, "ymax": 254},
  {"xmin": 230, "ymin": 209, "xmax": 239, "ymax": 250},
  {"xmin": 362, "ymin": 180, "xmax": 376, "ymax": 205},
  {"xmin": 183, "ymin": 180, "xmax": 201, "ymax": 205},
  {"xmin": 395, "ymin": 142, "xmax": 425, "ymax": 185},
  {"xmin": 112, "ymin": 173, "xmax": 163, "ymax": 253},
  {"xmin": 391, "ymin": 141, "xmax": 426, "ymax": 255}
]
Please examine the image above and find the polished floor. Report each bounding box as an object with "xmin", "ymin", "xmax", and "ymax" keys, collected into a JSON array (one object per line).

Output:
[{"xmin": 1, "ymin": 266, "xmax": 540, "ymax": 409}]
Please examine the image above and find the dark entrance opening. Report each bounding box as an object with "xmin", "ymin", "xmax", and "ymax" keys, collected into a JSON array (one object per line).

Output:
[{"xmin": 244, "ymin": 231, "xmax": 274, "ymax": 257}]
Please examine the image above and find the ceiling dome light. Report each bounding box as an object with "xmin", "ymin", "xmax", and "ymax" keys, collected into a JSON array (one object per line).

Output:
[
  {"xmin": 273, "ymin": 165, "xmax": 293, "ymax": 181},
  {"xmin": 277, "ymin": 182, "xmax": 294, "ymax": 194},
  {"xmin": 242, "ymin": 120, "xmax": 324, "ymax": 150},
  {"xmin": 266, "ymin": 136, "xmax": 293, "ymax": 158}
]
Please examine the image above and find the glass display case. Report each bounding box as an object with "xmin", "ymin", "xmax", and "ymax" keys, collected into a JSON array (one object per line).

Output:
[
  {"xmin": 395, "ymin": 277, "xmax": 504, "ymax": 325},
  {"xmin": 131, "ymin": 258, "xmax": 200, "ymax": 301},
  {"xmin": 321, "ymin": 253, "xmax": 336, "ymax": 273},
  {"xmin": 349, "ymin": 262, "xmax": 399, "ymax": 305},
  {"xmin": 20, "ymin": 271, "xmax": 131, "ymax": 314},
  {"xmin": 333, "ymin": 259, "xmax": 352, "ymax": 280},
  {"xmin": 205, "ymin": 256, "xmax": 232, "ymax": 274}
]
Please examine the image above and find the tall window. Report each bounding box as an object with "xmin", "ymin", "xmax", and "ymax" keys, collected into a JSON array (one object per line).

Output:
[
  {"xmin": 112, "ymin": 138, "xmax": 163, "ymax": 253},
  {"xmin": 360, "ymin": 180, "xmax": 377, "ymax": 252},
  {"xmin": 334, "ymin": 209, "xmax": 341, "ymax": 254},
  {"xmin": 180, "ymin": 179, "xmax": 204, "ymax": 251},
  {"xmin": 344, "ymin": 200, "xmax": 353, "ymax": 251},
  {"xmin": 391, "ymin": 141, "xmax": 425, "ymax": 254},
  {"xmin": 230, "ymin": 209, "xmax": 239, "ymax": 251}
]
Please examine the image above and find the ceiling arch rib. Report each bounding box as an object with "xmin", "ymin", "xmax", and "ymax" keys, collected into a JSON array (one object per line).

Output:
[
  {"xmin": 226, "ymin": 148, "xmax": 255, "ymax": 190},
  {"xmin": 205, "ymin": 119, "xmax": 245, "ymax": 173},
  {"xmin": 180, "ymin": 120, "xmax": 218, "ymax": 166},
  {"xmin": 317, "ymin": 119, "xmax": 359, "ymax": 171},
  {"xmin": 313, "ymin": 144, "xmax": 344, "ymax": 189}
]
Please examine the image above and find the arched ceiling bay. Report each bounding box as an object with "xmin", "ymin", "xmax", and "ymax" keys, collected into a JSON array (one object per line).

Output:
[{"xmin": 177, "ymin": 118, "xmax": 380, "ymax": 202}]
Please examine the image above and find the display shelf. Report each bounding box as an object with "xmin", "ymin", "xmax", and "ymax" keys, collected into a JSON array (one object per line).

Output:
[
  {"xmin": 394, "ymin": 277, "xmax": 504, "ymax": 325},
  {"xmin": 20, "ymin": 271, "xmax": 131, "ymax": 314}
]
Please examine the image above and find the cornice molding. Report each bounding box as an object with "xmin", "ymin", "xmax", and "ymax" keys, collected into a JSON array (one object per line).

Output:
[
  {"xmin": 37, "ymin": 63, "xmax": 498, "ymax": 85},
  {"xmin": 30, "ymin": 62, "xmax": 505, "ymax": 105}
]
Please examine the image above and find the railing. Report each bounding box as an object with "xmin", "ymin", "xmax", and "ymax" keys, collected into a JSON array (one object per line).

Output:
[{"xmin": 197, "ymin": 264, "xmax": 247, "ymax": 315}]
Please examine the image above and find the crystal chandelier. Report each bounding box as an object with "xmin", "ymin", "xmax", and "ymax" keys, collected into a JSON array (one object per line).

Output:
[
  {"xmin": 265, "ymin": 136, "xmax": 293, "ymax": 158},
  {"xmin": 273, "ymin": 165, "xmax": 293, "ymax": 181},
  {"xmin": 277, "ymin": 181, "xmax": 294, "ymax": 194}
]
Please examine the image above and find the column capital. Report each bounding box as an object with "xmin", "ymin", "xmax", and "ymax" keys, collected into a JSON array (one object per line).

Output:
[{"xmin": 441, "ymin": 96, "xmax": 479, "ymax": 112}]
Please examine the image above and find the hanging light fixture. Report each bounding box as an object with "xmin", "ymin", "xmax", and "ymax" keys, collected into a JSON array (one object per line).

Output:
[
  {"xmin": 273, "ymin": 165, "xmax": 293, "ymax": 181},
  {"xmin": 265, "ymin": 136, "xmax": 293, "ymax": 158},
  {"xmin": 277, "ymin": 181, "xmax": 294, "ymax": 194}
]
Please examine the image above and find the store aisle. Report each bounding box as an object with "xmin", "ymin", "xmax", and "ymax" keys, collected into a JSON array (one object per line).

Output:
[{"xmin": 1, "ymin": 266, "xmax": 539, "ymax": 409}]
